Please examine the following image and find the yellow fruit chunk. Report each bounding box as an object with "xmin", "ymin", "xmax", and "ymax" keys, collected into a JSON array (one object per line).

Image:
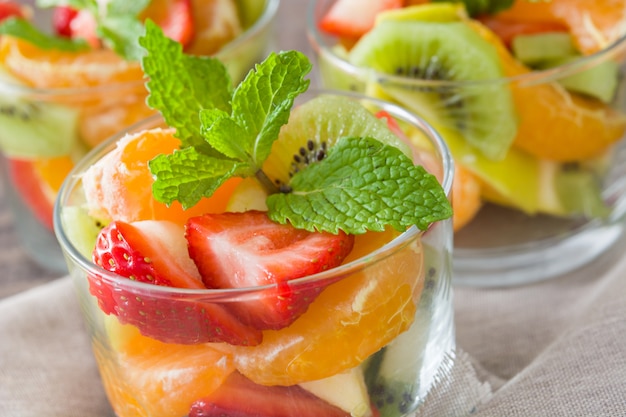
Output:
[
  {"xmin": 102, "ymin": 317, "xmax": 236, "ymax": 417},
  {"xmin": 0, "ymin": 36, "xmax": 143, "ymax": 89},
  {"xmin": 471, "ymin": 20, "xmax": 626, "ymax": 162},
  {"xmin": 220, "ymin": 229, "xmax": 425, "ymax": 386},
  {"xmin": 495, "ymin": 0, "xmax": 626, "ymax": 55},
  {"xmin": 82, "ymin": 128, "xmax": 241, "ymax": 225}
]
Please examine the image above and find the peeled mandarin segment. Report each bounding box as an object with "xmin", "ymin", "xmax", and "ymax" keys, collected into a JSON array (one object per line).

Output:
[
  {"xmin": 495, "ymin": 0, "xmax": 626, "ymax": 55},
  {"xmin": 223, "ymin": 230, "xmax": 425, "ymax": 386},
  {"xmin": 82, "ymin": 128, "xmax": 241, "ymax": 225},
  {"xmin": 32, "ymin": 155, "xmax": 75, "ymax": 199},
  {"xmin": 104, "ymin": 316, "xmax": 236, "ymax": 417},
  {"xmin": 470, "ymin": 20, "xmax": 626, "ymax": 162},
  {"xmin": 0, "ymin": 36, "xmax": 143, "ymax": 89},
  {"xmin": 451, "ymin": 163, "xmax": 482, "ymax": 231},
  {"xmin": 185, "ymin": 0, "xmax": 242, "ymax": 56}
]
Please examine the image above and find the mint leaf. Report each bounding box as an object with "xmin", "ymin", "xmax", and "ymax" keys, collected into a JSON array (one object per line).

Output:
[
  {"xmin": 0, "ymin": 18, "xmax": 89, "ymax": 52},
  {"xmin": 140, "ymin": 20, "xmax": 233, "ymax": 155},
  {"xmin": 266, "ymin": 137, "xmax": 453, "ymax": 234},
  {"xmin": 149, "ymin": 147, "xmax": 245, "ymax": 208}
]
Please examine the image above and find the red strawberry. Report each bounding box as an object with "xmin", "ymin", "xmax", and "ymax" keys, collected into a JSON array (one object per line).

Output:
[
  {"xmin": 6, "ymin": 158, "xmax": 54, "ymax": 231},
  {"xmin": 189, "ymin": 371, "xmax": 350, "ymax": 417},
  {"xmin": 142, "ymin": 0, "xmax": 195, "ymax": 46},
  {"xmin": 52, "ymin": 5, "xmax": 79, "ymax": 37},
  {"xmin": 185, "ymin": 211, "xmax": 355, "ymax": 331},
  {"xmin": 318, "ymin": 0, "xmax": 402, "ymax": 39},
  {"xmin": 91, "ymin": 220, "xmax": 262, "ymax": 346},
  {"xmin": 0, "ymin": 1, "xmax": 25, "ymax": 22}
]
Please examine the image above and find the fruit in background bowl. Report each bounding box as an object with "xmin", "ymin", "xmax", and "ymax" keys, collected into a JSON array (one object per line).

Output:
[
  {"xmin": 55, "ymin": 23, "xmax": 454, "ymax": 417},
  {"xmin": 311, "ymin": 0, "xmax": 626, "ymax": 235}
]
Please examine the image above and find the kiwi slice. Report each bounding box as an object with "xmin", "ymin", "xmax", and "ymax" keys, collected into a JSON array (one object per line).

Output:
[
  {"xmin": 60, "ymin": 205, "xmax": 107, "ymax": 259},
  {"xmin": 0, "ymin": 69, "xmax": 80, "ymax": 158},
  {"xmin": 511, "ymin": 32, "xmax": 578, "ymax": 66},
  {"xmin": 348, "ymin": 20, "xmax": 518, "ymax": 161},
  {"xmin": 262, "ymin": 94, "xmax": 412, "ymax": 189}
]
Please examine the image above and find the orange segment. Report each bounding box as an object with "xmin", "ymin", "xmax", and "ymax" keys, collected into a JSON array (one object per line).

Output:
[
  {"xmin": 221, "ymin": 229, "xmax": 425, "ymax": 386},
  {"xmin": 32, "ymin": 155, "xmax": 75, "ymax": 200},
  {"xmin": 0, "ymin": 36, "xmax": 143, "ymax": 88},
  {"xmin": 495, "ymin": 0, "xmax": 626, "ymax": 54},
  {"xmin": 452, "ymin": 163, "xmax": 482, "ymax": 231},
  {"xmin": 185, "ymin": 0, "xmax": 242, "ymax": 56},
  {"xmin": 102, "ymin": 317, "xmax": 235, "ymax": 417},
  {"xmin": 471, "ymin": 20, "xmax": 626, "ymax": 162},
  {"xmin": 82, "ymin": 128, "xmax": 241, "ymax": 225}
]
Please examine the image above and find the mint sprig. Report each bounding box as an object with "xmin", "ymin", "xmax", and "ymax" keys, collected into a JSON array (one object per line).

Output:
[
  {"xmin": 267, "ymin": 136, "xmax": 452, "ymax": 233},
  {"xmin": 0, "ymin": 18, "xmax": 89, "ymax": 52},
  {"xmin": 139, "ymin": 23, "xmax": 452, "ymax": 234}
]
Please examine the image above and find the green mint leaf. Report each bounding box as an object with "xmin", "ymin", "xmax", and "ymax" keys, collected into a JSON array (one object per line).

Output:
[
  {"xmin": 98, "ymin": 15, "xmax": 146, "ymax": 61},
  {"xmin": 0, "ymin": 18, "xmax": 89, "ymax": 52},
  {"xmin": 140, "ymin": 20, "xmax": 233, "ymax": 155},
  {"xmin": 36, "ymin": 0, "xmax": 93, "ymax": 9},
  {"xmin": 199, "ymin": 109, "xmax": 249, "ymax": 160},
  {"xmin": 229, "ymin": 51, "xmax": 312, "ymax": 165},
  {"xmin": 266, "ymin": 137, "xmax": 453, "ymax": 234},
  {"xmin": 149, "ymin": 147, "xmax": 247, "ymax": 208}
]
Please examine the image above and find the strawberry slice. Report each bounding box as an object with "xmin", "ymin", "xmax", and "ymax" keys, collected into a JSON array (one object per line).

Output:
[
  {"xmin": 141, "ymin": 0, "xmax": 195, "ymax": 47},
  {"xmin": 189, "ymin": 371, "xmax": 351, "ymax": 417},
  {"xmin": 6, "ymin": 158, "xmax": 55, "ymax": 231},
  {"xmin": 0, "ymin": 1, "xmax": 25, "ymax": 22},
  {"xmin": 52, "ymin": 6, "xmax": 79, "ymax": 37},
  {"xmin": 185, "ymin": 211, "xmax": 355, "ymax": 331},
  {"xmin": 91, "ymin": 220, "xmax": 262, "ymax": 346},
  {"xmin": 318, "ymin": 0, "xmax": 403, "ymax": 39}
]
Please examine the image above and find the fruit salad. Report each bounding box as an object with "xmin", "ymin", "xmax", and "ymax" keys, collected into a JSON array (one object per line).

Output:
[
  {"xmin": 0, "ymin": 0, "xmax": 277, "ymax": 272},
  {"xmin": 54, "ymin": 23, "xmax": 455, "ymax": 417},
  {"xmin": 309, "ymin": 0, "xmax": 626, "ymax": 284}
]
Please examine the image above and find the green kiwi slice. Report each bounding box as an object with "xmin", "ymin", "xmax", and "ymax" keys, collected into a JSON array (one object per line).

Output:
[
  {"xmin": 0, "ymin": 69, "xmax": 80, "ymax": 158},
  {"xmin": 262, "ymin": 94, "xmax": 413, "ymax": 189},
  {"xmin": 348, "ymin": 20, "xmax": 518, "ymax": 161}
]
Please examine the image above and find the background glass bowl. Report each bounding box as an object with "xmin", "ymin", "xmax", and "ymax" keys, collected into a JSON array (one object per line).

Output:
[
  {"xmin": 54, "ymin": 89, "xmax": 455, "ymax": 417},
  {"xmin": 0, "ymin": 0, "xmax": 279, "ymax": 274},
  {"xmin": 307, "ymin": 0, "xmax": 626, "ymax": 286}
]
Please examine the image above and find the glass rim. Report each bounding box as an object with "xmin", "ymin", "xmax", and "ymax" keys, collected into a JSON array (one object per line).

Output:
[
  {"xmin": 305, "ymin": 0, "xmax": 626, "ymax": 88},
  {"xmin": 53, "ymin": 88, "xmax": 452, "ymax": 299},
  {"xmin": 0, "ymin": 0, "xmax": 280, "ymax": 98}
]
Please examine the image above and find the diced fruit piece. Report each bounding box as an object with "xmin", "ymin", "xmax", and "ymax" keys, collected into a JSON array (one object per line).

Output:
[
  {"xmin": 539, "ymin": 55, "xmax": 620, "ymax": 103},
  {"xmin": 470, "ymin": 20, "xmax": 626, "ymax": 162},
  {"xmin": 82, "ymin": 128, "xmax": 240, "ymax": 226},
  {"xmin": 318, "ymin": 0, "xmax": 403, "ymax": 39},
  {"xmin": 6, "ymin": 158, "xmax": 56, "ymax": 230},
  {"xmin": 225, "ymin": 177, "xmax": 269, "ymax": 212},
  {"xmin": 52, "ymin": 6, "xmax": 78, "ymax": 37},
  {"xmin": 185, "ymin": 210, "xmax": 355, "ymax": 330},
  {"xmin": 185, "ymin": 0, "xmax": 242, "ymax": 56},
  {"xmin": 375, "ymin": 2, "xmax": 467, "ymax": 25},
  {"xmin": 104, "ymin": 317, "xmax": 236, "ymax": 417},
  {"xmin": 0, "ymin": 67, "xmax": 80, "ymax": 158},
  {"xmin": 219, "ymin": 229, "xmax": 424, "ymax": 386},
  {"xmin": 141, "ymin": 0, "xmax": 195, "ymax": 47},
  {"xmin": 91, "ymin": 219, "xmax": 262, "ymax": 345},
  {"xmin": 68, "ymin": 9, "xmax": 100, "ymax": 48},
  {"xmin": 349, "ymin": 20, "xmax": 518, "ymax": 161},
  {"xmin": 60, "ymin": 206, "xmax": 106, "ymax": 259},
  {"xmin": 299, "ymin": 367, "xmax": 373, "ymax": 417},
  {"xmin": 189, "ymin": 371, "xmax": 351, "ymax": 417},
  {"xmin": 511, "ymin": 32, "xmax": 577, "ymax": 65},
  {"xmin": 477, "ymin": 15, "xmax": 569, "ymax": 49}
]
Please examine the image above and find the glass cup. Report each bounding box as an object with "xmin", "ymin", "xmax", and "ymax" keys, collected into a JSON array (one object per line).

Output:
[
  {"xmin": 307, "ymin": 0, "xmax": 626, "ymax": 286},
  {"xmin": 54, "ymin": 90, "xmax": 455, "ymax": 417},
  {"xmin": 0, "ymin": 0, "xmax": 279, "ymax": 274}
]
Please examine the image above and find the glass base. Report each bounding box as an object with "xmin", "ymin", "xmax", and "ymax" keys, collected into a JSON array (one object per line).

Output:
[{"xmin": 453, "ymin": 203, "xmax": 625, "ymax": 287}]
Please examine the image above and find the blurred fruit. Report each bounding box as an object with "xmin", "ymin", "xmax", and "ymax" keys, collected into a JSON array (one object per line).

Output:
[
  {"xmin": 185, "ymin": 0, "xmax": 242, "ymax": 55},
  {"xmin": 451, "ymin": 163, "xmax": 482, "ymax": 231},
  {"xmin": 82, "ymin": 128, "xmax": 241, "ymax": 225},
  {"xmin": 471, "ymin": 20, "xmax": 626, "ymax": 162},
  {"xmin": 478, "ymin": 15, "xmax": 569, "ymax": 48},
  {"xmin": 141, "ymin": 0, "xmax": 195, "ymax": 46},
  {"xmin": 494, "ymin": 0, "xmax": 626, "ymax": 55},
  {"xmin": 220, "ymin": 229, "xmax": 424, "ymax": 386},
  {"xmin": 318, "ymin": 0, "xmax": 403, "ymax": 39}
]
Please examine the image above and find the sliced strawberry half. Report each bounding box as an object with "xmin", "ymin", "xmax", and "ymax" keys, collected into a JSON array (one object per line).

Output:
[
  {"xmin": 52, "ymin": 5, "xmax": 79, "ymax": 37},
  {"xmin": 185, "ymin": 211, "xmax": 355, "ymax": 331},
  {"xmin": 91, "ymin": 220, "xmax": 262, "ymax": 346},
  {"xmin": 189, "ymin": 371, "xmax": 351, "ymax": 417},
  {"xmin": 318, "ymin": 0, "xmax": 403, "ymax": 39},
  {"xmin": 0, "ymin": 1, "xmax": 26, "ymax": 22}
]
